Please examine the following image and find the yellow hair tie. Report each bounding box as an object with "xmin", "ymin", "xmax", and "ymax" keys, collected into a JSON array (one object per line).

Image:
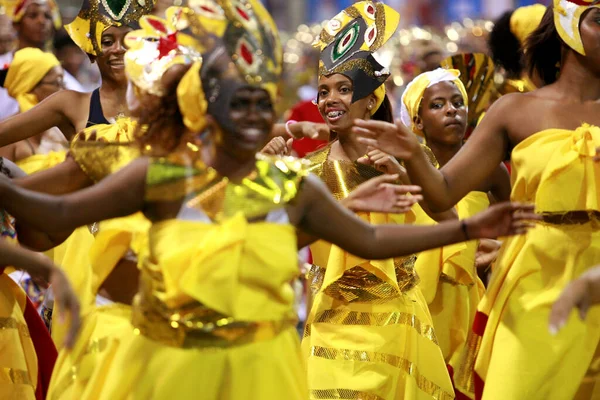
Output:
[{"xmin": 177, "ymin": 61, "xmax": 208, "ymax": 132}]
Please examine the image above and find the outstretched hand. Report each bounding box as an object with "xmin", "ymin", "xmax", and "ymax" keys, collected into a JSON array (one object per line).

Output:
[
  {"xmin": 353, "ymin": 119, "xmax": 420, "ymax": 160},
  {"xmin": 288, "ymin": 122, "xmax": 330, "ymax": 141},
  {"xmin": 464, "ymin": 202, "xmax": 541, "ymax": 240},
  {"xmin": 357, "ymin": 148, "xmax": 407, "ymax": 179},
  {"xmin": 344, "ymin": 174, "xmax": 422, "ymax": 214},
  {"xmin": 50, "ymin": 267, "xmax": 81, "ymax": 349},
  {"xmin": 260, "ymin": 137, "xmax": 293, "ymax": 156},
  {"xmin": 549, "ymin": 267, "xmax": 600, "ymax": 335}
]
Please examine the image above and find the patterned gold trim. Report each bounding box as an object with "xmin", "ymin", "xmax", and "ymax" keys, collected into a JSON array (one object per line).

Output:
[
  {"xmin": 0, "ymin": 367, "xmax": 31, "ymax": 386},
  {"xmin": 309, "ymin": 310, "xmax": 438, "ymax": 345},
  {"xmin": 0, "ymin": 317, "xmax": 30, "ymax": 338},
  {"xmin": 319, "ymin": 58, "xmax": 377, "ymax": 80},
  {"xmin": 452, "ymin": 330, "xmax": 482, "ymax": 398},
  {"xmin": 311, "ymin": 388, "xmax": 384, "ymax": 400},
  {"xmin": 310, "ymin": 346, "xmax": 454, "ymax": 400},
  {"xmin": 439, "ymin": 273, "xmax": 473, "ymax": 287}
]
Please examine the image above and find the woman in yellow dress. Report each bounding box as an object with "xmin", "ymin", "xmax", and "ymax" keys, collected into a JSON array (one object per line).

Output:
[
  {"xmin": 0, "ymin": 157, "xmax": 80, "ymax": 400},
  {"xmin": 301, "ymin": 3, "xmax": 461, "ymax": 399},
  {"xmin": 355, "ymin": 1, "xmax": 600, "ymax": 398},
  {"xmin": 0, "ymin": 3, "xmax": 537, "ymax": 399},
  {"xmin": 0, "ymin": 47, "xmax": 66, "ymax": 173},
  {"xmin": 399, "ymin": 68, "xmax": 510, "ymax": 398}
]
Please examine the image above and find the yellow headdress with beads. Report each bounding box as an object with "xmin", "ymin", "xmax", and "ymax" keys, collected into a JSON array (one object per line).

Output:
[
  {"xmin": 314, "ymin": 1, "xmax": 400, "ymax": 113},
  {"xmin": 125, "ymin": 7, "xmax": 207, "ymax": 131},
  {"xmin": 554, "ymin": 0, "xmax": 600, "ymax": 55},
  {"xmin": 65, "ymin": 0, "xmax": 154, "ymax": 56}
]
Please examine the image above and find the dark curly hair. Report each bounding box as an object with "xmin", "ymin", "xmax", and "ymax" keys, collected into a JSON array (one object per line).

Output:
[
  {"xmin": 488, "ymin": 10, "xmax": 524, "ymax": 79},
  {"xmin": 525, "ymin": 5, "xmax": 561, "ymax": 86},
  {"xmin": 134, "ymin": 64, "xmax": 191, "ymax": 156},
  {"xmin": 372, "ymin": 94, "xmax": 393, "ymax": 123}
]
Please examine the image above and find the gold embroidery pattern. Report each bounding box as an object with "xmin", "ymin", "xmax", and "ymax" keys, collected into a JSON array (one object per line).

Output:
[
  {"xmin": 323, "ymin": 258, "xmax": 418, "ymax": 304},
  {"xmin": 132, "ymin": 263, "xmax": 296, "ymax": 349},
  {"xmin": 311, "ymin": 388, "xmax": 384, "ymax": 400},
  {"xmin": 70, "ymin": 140, "xmax": 141, "ymax": 183},
  {"xmin": 310, "ymin": 346, "xmax": 454, "ymax": 400},
  {"xmin": 0, "ymin": 317, "xmax": 30, "ymax": 337},
  {"xmin": 0, "ymin": 368, "xmax": 31, "ymax": 386},
  {"xmin": 319, "ymin": 58, "xmax": 379, "ymax": 80},
  {"xmin": 307, "ymin": 309, "xmax": 438, "ymax": 345},
  {"xmin": 439, "ymin": 273, "xmax": 473, "ymax": 287}
]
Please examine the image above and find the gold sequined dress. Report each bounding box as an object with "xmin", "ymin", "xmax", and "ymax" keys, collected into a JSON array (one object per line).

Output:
[
  {"xmin": 88, "ymin": 154, "xmax": 309, "ymax": 399},
  {"xmin": 302, "ymin": 144, "xmax": 454, "ymax": 400}
]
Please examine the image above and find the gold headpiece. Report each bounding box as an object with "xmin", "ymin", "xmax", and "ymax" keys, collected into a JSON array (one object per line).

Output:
[
  {"xmin": 65, "ymin": 0, "xmax": 154, "ymax": 56},
  {"xmin": 554, "ymin": 0, "xmax": 600, "ymax": 55},
  {"xmin": 510, "ymin": 4, "xmax": 546, "ymax": 45},
  {"xmin": 125, "ymin": 7, "xmax": 207, "ymax": 131},
  {"xmin": 440, "ymin": 53, "xmax": 495, "ymax": 139},
  {"xmin": 314, "ymin": 1, "xmax": 400, "ymax": 104}
]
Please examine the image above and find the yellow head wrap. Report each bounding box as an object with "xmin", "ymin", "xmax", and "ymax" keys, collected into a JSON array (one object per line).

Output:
[
  {"xmin": 2, "ymin": 0, "xmax": 62, "ymax": 30},
  {"xmin": 125, "ymin": 8, "xmax": 206, "ymax": 132},
  {"xmin": 4, "ymin": 47, "xmax": 60, "ymax": 112},
  {"xmin": 400, "ymin": 68, "xmax": 468, "ymax": 137},
  {"xmin": 371, "ymin": 84, "xmax": 386, "ymax": 116},
  {"xmin": 510, "ymin": 4, "xmax": 546, "ymax": 45}
]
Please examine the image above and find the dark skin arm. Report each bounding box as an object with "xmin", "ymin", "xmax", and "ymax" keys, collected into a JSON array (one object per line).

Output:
[
  {"xmin": 11, "ymin": 158, "xmax": 94, "ymax": 250},
  {"xmin": 0, "ymin": 158, "xmax": 147, "ymax": 233},
  {"xmin": 0, "ymin": 158, "xmax": 537, "ymax": 261},
  {"xmin": 0, "ymin": 90, "xmax": 91, "ymax": 147},
  {"xmin": 291, "ymin": 175, "xmax": 538, "ymax": 260},
  {"xmin": 354, "ymin": 94, "xmax": 517, "ymax": 212},
  {"xmin": 0, "ymin": 240, "xmax": 80, "ymax": 348}
]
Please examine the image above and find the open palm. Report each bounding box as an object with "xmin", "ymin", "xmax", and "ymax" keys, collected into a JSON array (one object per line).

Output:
[{"xmin": 346, "ymin": 174, "xmax": 422, "ymax": 214}]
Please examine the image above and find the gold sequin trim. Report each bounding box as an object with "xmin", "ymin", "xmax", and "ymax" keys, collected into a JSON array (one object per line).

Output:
[
  {"xmin": 311, "ymin": 388, "xmax": 384, "ymax": 400},
  {"xmin": 452, "ymin": 330, "xmax": 482, "ymax": 398},
  {"xmin": 0, "ymin": 368, "xmax": 31, "ymax": 386},
  {"xmin": 310, "ymin": 347, "xmax": 453, "ymax": 400},
  {"xmin": 310, "ymin": 310, "xmax": 438, "ymax": 345},
  {"xmin": 323, "ymin": 259, "xmax": 418, "ymax": 304},
  {"xmin": 320, "ymin": 58, "xmax": 378, "ymax": 80},
  {"xmin": 0, "ymin": 317, "xmax": 30, "ymax": 338}
]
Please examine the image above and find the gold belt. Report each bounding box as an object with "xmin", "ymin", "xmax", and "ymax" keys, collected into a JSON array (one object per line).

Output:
[
  {"xmin": 131, "ymin": 296, "xmax": 295, "ymax": 349},
  {"xmin": 541, "ymin": 211, "xmax": 600, "ymax": 225}
]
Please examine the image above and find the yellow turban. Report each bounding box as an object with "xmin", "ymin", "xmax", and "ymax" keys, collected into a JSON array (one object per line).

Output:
[
  {"xmin": 371, "ymin": 84, "xmax": 386, "ymax": 116},
  {"xmin": 5, "ymin": 48, "xmax": 60, "ymax": 112},
  {"xmin": 510, "ymin": 4, "xmax": 546, "ymax": 45},
  {"xmin": 400, "ymin": 68, "xmax": 468, "ymax": 137}
]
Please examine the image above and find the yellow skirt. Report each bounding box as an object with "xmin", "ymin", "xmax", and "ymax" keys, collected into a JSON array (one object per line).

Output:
[
  {"xmin": 0, "ymin": 273, "xmax": 37, "ymax": 400},
  {"xmin": 474, "ymin": 221, "xmax": 600, "ymax": 400},
  {"xmin": 303, "ymin": 285, "xmax": 455, "ymax": 400},
  {"xmin": 92, "ymin": 326, "xmax": 307, "ymax": 400},
  {"xmin": 47, "ymin": 304, "xmax": 131, "ymax": 400}
]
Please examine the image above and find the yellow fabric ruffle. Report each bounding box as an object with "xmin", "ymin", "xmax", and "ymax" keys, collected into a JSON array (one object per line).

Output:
[
  {"xmin": 150, "ymin": 215, "xmax": 298, "ymax": 319},
  {"xmin": 4, "ymin": 48, "xmax": 61, "ymax": 113},
  {"xmin": 89, "ymin": 216, "xmax": 307, "ymax": 399},
  {"xmin": 0, "ymin": 272, "xmax": 37, "ymax": 400},
  {"xmin": 474, "ymin": 125, "xmax": 600, "ymax": 399}
]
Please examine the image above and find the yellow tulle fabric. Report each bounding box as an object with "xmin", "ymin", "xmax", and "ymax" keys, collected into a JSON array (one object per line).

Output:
[
  {"xmin": 4, "ymin": 48, "xmax": 61, "ymax": 113},
  {"xmin": 303, "ymin": 146, "xmax": 454, "ymax": 400},
  {"xmin": 474, "ymin": 124, "xmax": 600, "ymax": 399},
  {"xmin": 0, "ymin": 271, "xmax": 37, "ymax": 399},
  {"xmin": 92, "ymin": 217, "xmax": 308, "ymax": 399},
  {"xmin": 413, "ymin": 193, "xmax": 488, "ymax": 395}
]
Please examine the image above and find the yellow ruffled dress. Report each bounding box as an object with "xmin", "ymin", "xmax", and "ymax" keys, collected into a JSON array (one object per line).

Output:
[
  {"xmin": 85, "ymin": 154, "xmax": 309, "ymax": 399},
  {"xmin": 47, "ymin": 121, "xmax": 152, "ymax": 400},
  {"xmin": 303, "ymin": 145, "xmax": 454, "ymax": 400},
  {"xmin": 473, "ymin": 124, "xmax": 600, "ymax": 400},
  {"xmin": 413, "ymin": 192, "xmax": 488, "ymax": 397}
]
